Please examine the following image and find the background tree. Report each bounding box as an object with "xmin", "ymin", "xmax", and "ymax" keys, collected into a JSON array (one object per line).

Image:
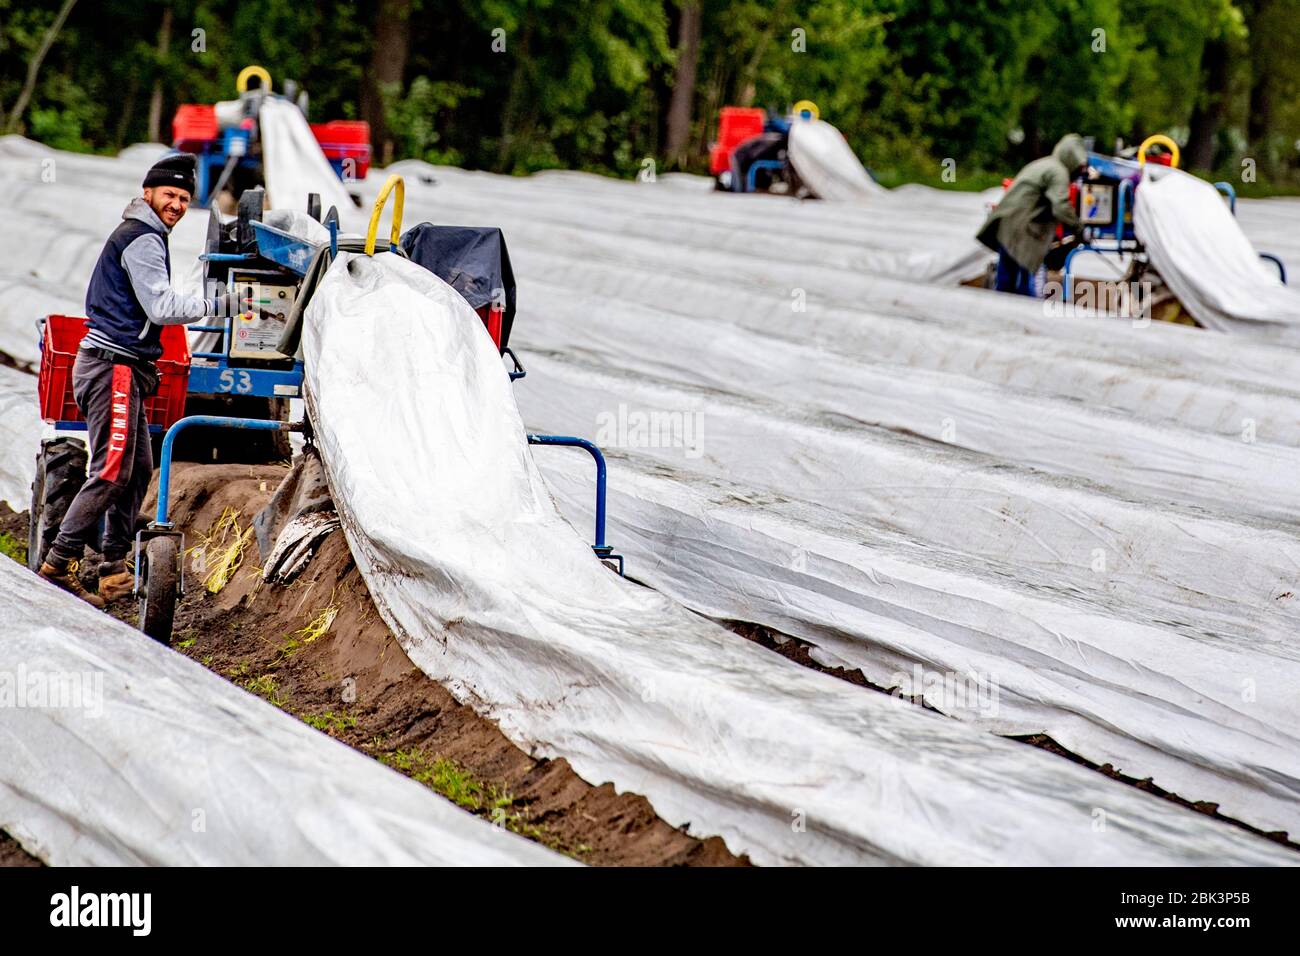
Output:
[{"xmin": 1, "ymin": 0, "xmax": 1297, "ymax": 190}]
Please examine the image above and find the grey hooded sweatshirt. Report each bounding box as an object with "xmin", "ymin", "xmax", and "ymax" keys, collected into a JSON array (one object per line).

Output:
[{"xmin": 81, "ymin": 197, "xmax": 221, "ymax": 359}]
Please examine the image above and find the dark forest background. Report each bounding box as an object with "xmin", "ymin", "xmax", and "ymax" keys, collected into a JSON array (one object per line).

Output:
[{"xmin": 3, "ymin": 0, "xmax": 1299, "ymax": 192}]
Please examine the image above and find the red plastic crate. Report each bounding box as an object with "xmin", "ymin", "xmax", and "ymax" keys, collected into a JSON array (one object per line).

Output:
[
  {"xmin": 710, "ymin": 107, "xmax": 766, "ymax": 175},
  {"xmin": 172, "ymin": 103, "xmax": 219, "ymax": 151},
  {"xmin": 311, "ymin": 120, "xmax": 372, "ymax": 178},
  {"xmin": 38, "ymin": 315, "xmax": 191, "ymax": 429},
  {"xmin": 310, "ymin": 119, "xmax": 370, "ymax": 146}
]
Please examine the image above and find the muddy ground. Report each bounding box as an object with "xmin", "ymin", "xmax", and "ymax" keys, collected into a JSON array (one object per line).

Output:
[
  {"xmin": 0, "ymin": 831, "xmax": 41, "ymax": 867},
  {"xmin": 8, "ymin": 464, "xmax": 743, "ymax": 866}
]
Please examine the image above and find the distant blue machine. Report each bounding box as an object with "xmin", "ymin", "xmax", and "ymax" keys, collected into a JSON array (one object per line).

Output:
[
  {"xmin": 714, "ymin": 100, "xmax": 832, "ymax": 194},
  {"xmin": 172, "ymin": 64, "xmax": 370, "ymax": 209},
  {"xmin": 1061, "ymin": 136, "xmax": 1287, "ymax": 303}
]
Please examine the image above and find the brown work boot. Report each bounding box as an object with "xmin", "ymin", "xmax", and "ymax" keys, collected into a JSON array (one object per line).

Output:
[
  {"xmin": 39, "ymin": 558, "xmax": 106, "ymax": 609},
  {"xmin": 97, "ymin": 559, "xmax": 135, "ymax": 603}
]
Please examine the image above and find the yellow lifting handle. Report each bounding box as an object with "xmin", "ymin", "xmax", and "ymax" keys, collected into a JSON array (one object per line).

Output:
[
  {"xmin": 365, "ymin": 174, "xmax": 405, "ymax": 256},
  {"xmin": 236, "ymin": 65, "xmax": 273, "ymax": 94},
  {"xmin": 792, "ymin": 99, "xmax": 820, "ymax": 121},
  {"xmin": 1137, "ymin": 134, "xmax": 1180, "ymax": 169}
]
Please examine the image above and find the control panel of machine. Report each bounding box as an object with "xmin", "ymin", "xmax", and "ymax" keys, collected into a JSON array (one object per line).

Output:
[
  {"xmin": 1078, "ymin": 183, "xmax": 1114, "ymax": 225},
  {"xmin": 226, "ymin": 268, "xmax": 295, "ymax": 361}
]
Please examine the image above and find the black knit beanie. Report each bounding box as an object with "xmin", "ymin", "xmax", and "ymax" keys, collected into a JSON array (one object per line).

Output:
[{"xmin": 143, "ymin": 153, "xmax": 197, "ymax": 195}]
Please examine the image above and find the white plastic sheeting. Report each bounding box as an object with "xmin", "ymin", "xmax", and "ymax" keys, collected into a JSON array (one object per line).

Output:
[
  {"xmin": 1136, "ymin": 166, "xmax": 1300, "ymax": 340},
  {"xmin": 258, "ymin": 98, "xmax": 356, "ymax": 214},
  {"xmin": 515, "ymin": 281, "xmax": 1300, "ymax": 522},
  {"xmin": 0, "ymin": 558, "xmax": 570, "ymax": 866},
  {"xmin": 536, "ymin": 434, "xmax": 1300, "ymax": 833},
  {"xmin": 5, "ymin": 140, "xmax": 1300, "ymax": 862},
  {"xmin": 511, "ymin": 341, "xmax": 1300, "ymax": 832},
  {"xmin": 1236, "ymin": 196, "xmax": 1300, "ymax": 276},
  {"xmin": 786, "ymin": 117, "xmax": 885, "ymax": 200},
  {"xmin": 299, "ymin": 247, "xmax": 1297, "ymax": 865},
  {"xmin": 505, "ymin": 247, "xmax": 1300, "ymax": 443},
  {"xmin": 378, "ymin": 167, "xmax": 1300, "ymax": 838},
  {"xmin": 386, "ymin": 160, "xmax": 995, "ymax": 285},
  {"xmin": 0, "ymin": 365, "xmax": 41, "ymax": 510}
]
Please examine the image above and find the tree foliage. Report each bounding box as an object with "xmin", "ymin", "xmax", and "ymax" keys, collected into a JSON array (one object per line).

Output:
[{"xmin": 2, "ymin": 0, "xmax": 1298, "ymax": 188}]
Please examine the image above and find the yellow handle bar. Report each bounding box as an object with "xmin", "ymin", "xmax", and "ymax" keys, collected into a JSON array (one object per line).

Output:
[
  {"xmin": 792, "ymin": 99, "xmax": 820, "ymax": 121},
  {"xmin": 365, "ymin": 174, "xmax": 405, "ymax": 256},
  {"xmin": 236, "ymin": 65, "xmax": 273, "ymax": 94},
  {"xmin": 1137, "ymin": 134, "xmax": 1180, "ymax": 169}
]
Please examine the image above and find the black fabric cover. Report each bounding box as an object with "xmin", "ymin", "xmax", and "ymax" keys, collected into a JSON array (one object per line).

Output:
[
  {"xmin": 729, "ymin": 131, "xmax": 788, "ymax": 192},
  {"xmin": 400, "ymin": 223, "xmax": 517, "ymax": 351}
]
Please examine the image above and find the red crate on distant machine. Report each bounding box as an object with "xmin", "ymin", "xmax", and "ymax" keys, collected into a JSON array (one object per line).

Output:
[
  {"xmin": 710, "ymin": 107, "xmax": 766, "ymax": 175},
  {"xmin": 38, "ymin": 315, "xmax": 191, "ymax": 428},
  {"xmin": 310, "ymin": 120, "xmax": 372, "ymax": 179},
  {"xmin": 172, "ymin": 103, "xmax": 219, "ymax": 151}
]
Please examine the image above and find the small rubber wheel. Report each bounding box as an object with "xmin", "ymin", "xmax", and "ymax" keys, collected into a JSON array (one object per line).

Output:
[
  {"xmin": 139, "ymin": 536, "xmax": 179, "ymax": 645},
  {"xmin": 28, "ymin": 438, "xmax": 87, "ymax": 571}
]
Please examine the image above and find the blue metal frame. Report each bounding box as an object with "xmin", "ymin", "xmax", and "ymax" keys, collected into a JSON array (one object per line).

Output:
[
  {"xmin": 52, "ymin": 419, "xmax": 164, "ymax": 435},
  {"xmin": 1214, "ymin": 181, "xmax": 1237, "ymax": 213},
  {"xmin": 153, "ymin": 415, "xmax": 300, "ymax": 528},
  {"xmin": 200, "ymin": 253, "xmax": 255, "ymax": 264},
  {"xmin": 144, "ymin": 417, "xmax": 623, "ymax": 573},
  {"xmin": 1260, "ymin": 253, "xmax": 1288, "ymax": 284},
  {"xmin": 185, "ymin": 360, "xmax": 303, "ymax": 399},
  {"xmin": 526, "ymin": 433, "xmax": 624, "ymax": 574},
  {"xmin": 1061, "ymin": 244, "xmax": 1091, "ymax": 303},
  {"xmin": 746, "ymin": 159, "xmax": 786, "ymax": 193},
  {"xmin": 1064, "ymin": 178, "xmax": 1134, "ymax": 302},
  {"xmin": 503, "ymin": 346, "xmax": 526, "ymax": 382},
  {"xmin": 1063, "ymin": 160, "xmax": 1288, "ymax": 301},
  {"xmin": 134, "ymin": 414, "xmax": 300, "ymax": 601}
]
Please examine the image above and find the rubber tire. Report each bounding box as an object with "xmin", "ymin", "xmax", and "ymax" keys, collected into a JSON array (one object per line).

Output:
[
  {"xmin": 139, "ymin": 536, "xmax": 179, "ymax": 645},
  {"xmin": 27, "ymin": 438, "xmax": 88, "ymax": 571}
]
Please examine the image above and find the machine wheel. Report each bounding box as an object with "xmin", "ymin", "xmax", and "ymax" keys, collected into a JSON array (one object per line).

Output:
[
  {"xmin": 138, "ymin": 536, "xmax": 179, "ymax": 644},
  {"xmin": 27, "ymin": 438, "xmax": 87, "ymax": 571}
]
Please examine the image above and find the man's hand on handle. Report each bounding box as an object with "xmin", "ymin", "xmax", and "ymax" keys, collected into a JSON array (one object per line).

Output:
[{"xmin": 217, "ymin": 290, "xmax": 276, "ymax": 320}]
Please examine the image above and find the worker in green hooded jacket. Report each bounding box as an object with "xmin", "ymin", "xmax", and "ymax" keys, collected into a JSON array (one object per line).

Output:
[{"xmin": 977, "ymin": 133, "xmax": 1089, "ymax": 296}]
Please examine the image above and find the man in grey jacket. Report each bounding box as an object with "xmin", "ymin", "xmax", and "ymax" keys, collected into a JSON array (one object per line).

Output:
[{"xmin": 39, "ymin": 154, "xmax": 252, "ymax": 606}]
